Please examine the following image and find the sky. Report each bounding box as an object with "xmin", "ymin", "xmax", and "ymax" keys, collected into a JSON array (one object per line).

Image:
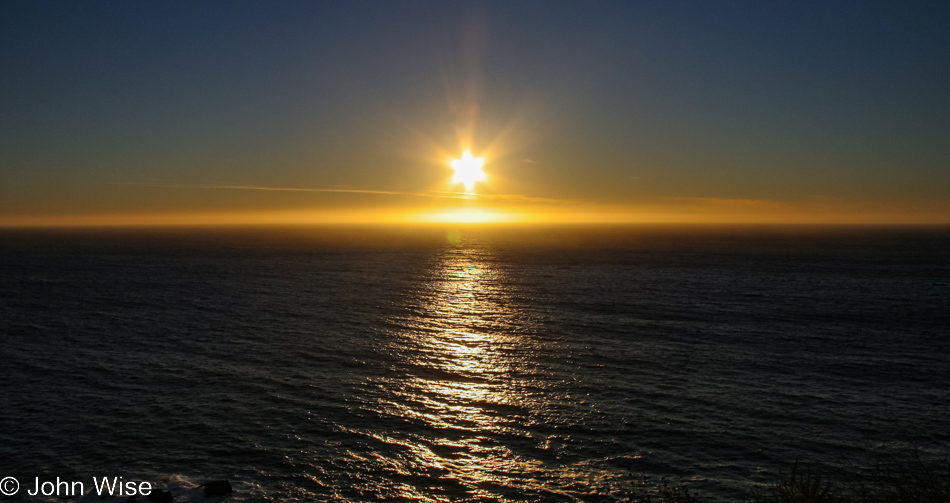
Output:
[{"xmin": 1, "ymin": 0, "xmax": 948, "ymax": 225}]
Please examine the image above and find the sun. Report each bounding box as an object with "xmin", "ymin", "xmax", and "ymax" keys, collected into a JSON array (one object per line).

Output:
[{"xmin": 449, "ymin": 150, "xmax": 486, "ymax": 190}]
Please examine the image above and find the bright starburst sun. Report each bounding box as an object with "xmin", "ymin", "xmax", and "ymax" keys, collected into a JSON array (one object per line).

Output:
[{"xmin": 449, "ymin": 150, "xmax": 486, "ymax": 190}]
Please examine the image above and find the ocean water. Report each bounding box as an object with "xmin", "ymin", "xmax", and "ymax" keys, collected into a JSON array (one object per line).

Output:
[{"xmin": 1, "ymin": 225, "xmax": 948, "ymax": 502}]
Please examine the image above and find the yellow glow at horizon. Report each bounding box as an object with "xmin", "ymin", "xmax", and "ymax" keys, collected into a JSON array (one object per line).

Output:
[
  {"xmin": 4, "ymin": 202, "xmax": 950, "ymax": 228},
  {"xmin": 449, "ymin": 150, "xmax": 486, "ymax": 190},
  {"xmin": 411, "ymin": 208, "xmax": 520, "ymax": 224}
]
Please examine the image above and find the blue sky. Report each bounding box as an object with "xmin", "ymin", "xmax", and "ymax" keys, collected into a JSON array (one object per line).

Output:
[{"xmin": 2, "ymin": 1, "xmax": 948, "ymax": 224}]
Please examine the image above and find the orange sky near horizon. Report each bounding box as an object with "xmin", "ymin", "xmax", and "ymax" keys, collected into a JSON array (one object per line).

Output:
[{"xmin": 3, "ymin": 198, "xmax": 950, "ymax": 228}]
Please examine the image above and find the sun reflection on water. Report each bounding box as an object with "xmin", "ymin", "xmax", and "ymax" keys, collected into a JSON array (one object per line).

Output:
[
  {"xmin": 360, "ymin": 241, "xmax": 546, "ymax": 500},
  {"xmin": 341, "ymin": 239, "xmax": 632, "ymax": 501}
]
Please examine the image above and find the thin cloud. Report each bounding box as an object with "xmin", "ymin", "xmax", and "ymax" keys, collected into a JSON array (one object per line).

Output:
[
  {"xmin": 428, "ymin": 190, "xmax": 578, "ymax": 204},
  {"xmin": 113, "ymin": 181, "xmax": 577, "ymax": 204},
  {"xmin": 114, "ymin": 181, "xmax": 437, "ymax": 197},
  {"xmin": 662, "ymin": 197, "xmax": 785, "ymax": 209}
]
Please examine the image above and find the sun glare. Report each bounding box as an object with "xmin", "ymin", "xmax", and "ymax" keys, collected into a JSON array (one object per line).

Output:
[{"xmin": 449, "ymin": 150, "xmax": 486, "ymax": 190}]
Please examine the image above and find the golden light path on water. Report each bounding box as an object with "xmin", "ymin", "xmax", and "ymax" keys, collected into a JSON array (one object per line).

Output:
[
  {"xmin": 386, "ymin": 243, "xmax": 530, "ymax": 500},
  {"xmin": 338, "ymin": 237, "xmax": 640, "ymax": 502}
]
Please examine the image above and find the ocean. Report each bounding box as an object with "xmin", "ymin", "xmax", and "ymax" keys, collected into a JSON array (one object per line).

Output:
[{"xmin": 1, "ymin": 225, "xmax": 948, "ymax": 502}]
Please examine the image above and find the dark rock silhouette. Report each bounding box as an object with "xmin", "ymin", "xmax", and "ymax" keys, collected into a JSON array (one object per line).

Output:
[
  {"xmin": 146, "ymin": 489, "xmax": 173, "ymax": 503},
  {"xmin": 201, "ymin": 480, "xmax": 233, "ymax": 498}
]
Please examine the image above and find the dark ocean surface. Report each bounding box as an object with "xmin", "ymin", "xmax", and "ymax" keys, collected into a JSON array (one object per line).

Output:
[{"xmin": 1, "ymin": 225, "xmax": 948, "ymax": 502}]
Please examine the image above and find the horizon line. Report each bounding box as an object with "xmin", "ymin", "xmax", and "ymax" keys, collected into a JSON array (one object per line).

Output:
[{"xmin": 2, "ymin": 209, "xmax": 950, "ymax": 228}]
